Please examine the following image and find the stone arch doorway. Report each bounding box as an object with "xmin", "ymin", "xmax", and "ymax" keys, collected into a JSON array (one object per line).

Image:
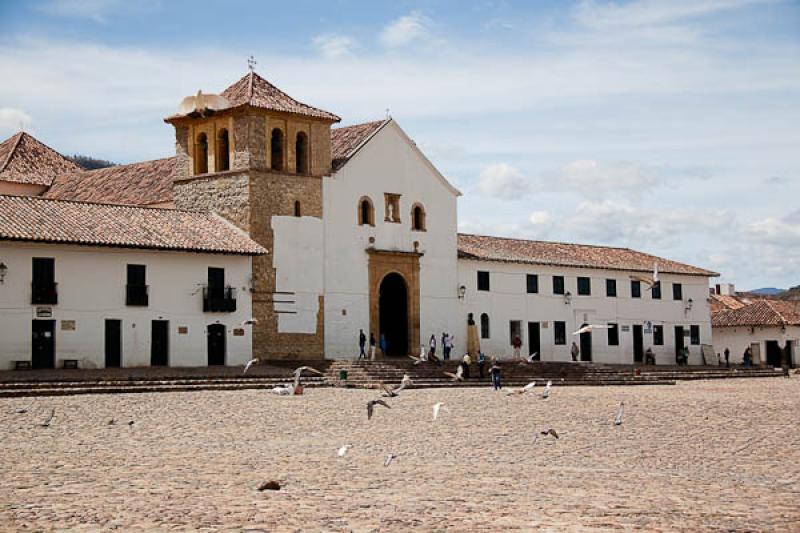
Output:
[{"xmin": 379, "ymin": 273, "xmax": 409, "ymax": 356}]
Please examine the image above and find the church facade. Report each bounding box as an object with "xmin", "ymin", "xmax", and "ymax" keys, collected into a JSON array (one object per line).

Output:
[{"xmin": 0, "ymin": 70, "xmax": 718, "ymax": 368}]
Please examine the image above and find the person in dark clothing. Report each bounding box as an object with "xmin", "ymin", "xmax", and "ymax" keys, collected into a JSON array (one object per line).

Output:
[
  {"xmin": 461, "ymin": 353, "xmax": 471, "ymax": 379},
  {"xmin": 358, "ymin": 329, "xmax": 366, "ymax": 360},
  {"xmin": 743, "ymin": 346, "xmax": 752, "ymax": 367},
  {"xmin": 369, "ymin": 332, "xmax": 377, "ymax": 361},
  {"xmin": 477, "ymin": 351, "xmax": 486, "ymax": 378},
  {"xmin": 489, "ymin": 358, "xmax": 502, "ymax": 390},
  {"xmin": 724, "ymin": 347, "xmax": 730, "ymax": 368}
]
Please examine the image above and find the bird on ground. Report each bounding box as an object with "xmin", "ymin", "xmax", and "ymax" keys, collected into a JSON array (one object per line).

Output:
[
  {"xmin": 381, "ymin": 381, "xmax": 407, "ymax": 398},
  {"xmin": 40, "ymin": 408, "xmax": 55, "ymax": 427},
  {"xmin": 257, "ymin": 480, "xmax": 281, "ymax": 491},
  {"xmin": 384, "ymin": 453, "xmax": 399, "ymax": 467},
  {"xmin": 526, "ymin": 353, "xmax": 538, "ymax": 364},
  {"xmin": 542, "ymin": 380, "xmax": 552, "ymax": 399},
  {"xmin": 432, "ymin": 402, "xmax": 446, "ymax": 421},
  {"xmin": 614, "ymin": 402, "xmax": 625, "ymax": 426},
  {"xmin": 107, "ymin": 419, "xmax": 115, "ymax": 425},
  {"xmin": 127, "ymin": 420, "xmax": 134, "ymax": 426},
  {"xmin": 407, "ymin": 355, "xmax": 424, "ymax": 366},
  {"xmin": 443, "ymin": 365, "xmax": 464, "ymax": 382},
  {"xmin": 401, "ymin": 374, "xmax": 413, "ymax": 387},
  {"xmin": 240, "ymin": 318, "xmax": 258, "ymax": 327},
  {"xmin": 572, "ymin": 324, "xmax": 611, "ymax": 336},
  {"xmin": 243, "ymin": 358, "xmax": 258, "ymax": 374},
  {"xmin": 271, "ymin": 385, "xmax": 294, "ymax": 396},
  {"xmin": 367, "ymin": 399, "xmax": 391, "ymax": 420},
  {"xmin": 293, "ymin": 366, "xmax": 323, "ymax": 388},
  {"xmin": 506, "ymin": 381, "xmax": 537, "ymax": 396},
  {"xmin": 15, "ymin": 401, "xmax": 33, "ymax": 414},
  {"xmin": 541, "ymin": 428, "xmax": 559, "ymax": 439},
  {"xmin": 337, "ymin": 445, "xmax": 352, "ymax": 457},
  {"xmin": 630, "ymin": 262, "xmax": 659, "ymax": 290}
]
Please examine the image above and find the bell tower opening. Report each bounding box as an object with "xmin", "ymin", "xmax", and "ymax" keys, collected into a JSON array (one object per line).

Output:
[{"xmin": 379, "ymin": 273, "xmax": 409, "ymax": 356}]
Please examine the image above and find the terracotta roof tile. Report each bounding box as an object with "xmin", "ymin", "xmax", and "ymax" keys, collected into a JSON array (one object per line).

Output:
[
  {"xmin": 457, "ymin": 233, "xmax": 718, "ymax": 276},
  {"xmin": 331, "ymin": 119, "xmax": 387, "ymax": 170},
  {"xmin": 710, "ymin": 293, "xmax": 749, "ymax": 313},
  {"xmin": 712, "ymin": 299, "xmax": 800, "ymax": 327},
  {"xmin": 220, "ymin": 71, "xmax": 340, "ymax": 122},
  {"xmin": 0, "ymin": 132, "xmax": 82, "ymax": 186},
  {"xmin": 0, "ymin": 195, "xmax": 265, "ymax": 255},
  {"xmin": 45, "ymin": 157, "xmax": 176, "ymax": 206}
]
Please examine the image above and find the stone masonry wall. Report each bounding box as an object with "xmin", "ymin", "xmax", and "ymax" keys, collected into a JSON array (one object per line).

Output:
[{"xmin": 173, "ymin": 174, "xmax": 251, "ymax": 233}]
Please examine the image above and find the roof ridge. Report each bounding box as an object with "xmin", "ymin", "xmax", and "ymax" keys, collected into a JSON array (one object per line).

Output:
[
  {"xmin": 0, "ymin": 131, "xmax": 24, "ymax": 173},
  {"xmin": 458, "ymin": 232, "xmax": 633, "ymax": 252},
  {"xmin": 763, "ymin": 299, "xmax": 789, "ymax": 325},
  {"xmin": 0, "ymin": 193, "xmax": 202, "ymax": 214},
  {"xmin": 248, "ymin": 70, "xmax": 254, "ymax": 98}
]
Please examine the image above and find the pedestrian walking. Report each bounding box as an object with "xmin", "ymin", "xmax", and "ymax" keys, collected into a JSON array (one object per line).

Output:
[
  {"xmin": 743, "ymin": 346, "xmax": 752, "ymax": 367},
  {"xmin": 489, "ymin": 357, "xmax": 502, "ymax": 390},
  {"xmin": 369, "ymin": 332, "xmax": 377, "ymax": 361},
  {"xmin": 724, "ymin": 347, "xmax": 730, "ymax": 368},
  {"xmin": 571, "ymin": 341, "xmax": 580, "ymax": 362},
  {"xmin": 512, "ymin": 335, "xmax": 522, "ymax": 360},
  {"xmin": 380, "ymin": 333, "xmax": 387, "ymax": 356},
  {"xmin": 441, "ymin": 332, "xmax": 451, "ymax": 360},
  {"xmin": 477, "ymin": 351, "xmax": 486, "ymax": 378},
  {"xmin": 429, "ymin": 334, "xmax": 437, "ymax": 359},
  {"xmin": 358, "ymin": 329, "xmax": 366, "ymax": 360}
]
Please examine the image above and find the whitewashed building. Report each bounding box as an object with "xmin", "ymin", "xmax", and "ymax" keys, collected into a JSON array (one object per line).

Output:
[
  {"xmin": 0, "ymin": 69, "xmax": 720, "ymax": 367},
  {"xmin": 0, "ymin": 195, "xmax": 264, "ymax": 369}
]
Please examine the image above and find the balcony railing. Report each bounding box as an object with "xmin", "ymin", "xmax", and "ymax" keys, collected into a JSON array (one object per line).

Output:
[
  {"xmin": 203, "ymin": 286, "xmax": 237, "ymax": 312},
  {"xmin": 126, "ymin": 284, "xmax": 149, "ymax": 306},
  {"xmin": 31, "ymin": 282, "xmax": 58, "ymax": 305}
]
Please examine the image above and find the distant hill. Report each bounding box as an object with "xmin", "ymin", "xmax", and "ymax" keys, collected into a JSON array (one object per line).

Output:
[
  {"xmin": 68, "ymin": 155, "xmax": 117, "ymax": 171},
  {"xmin": 748, "ymin": 287, "xmax": 785, "ymax": 296},
  {"xmin": 777, "ymin": 285, "xmax": 800, "ymax": 300}
]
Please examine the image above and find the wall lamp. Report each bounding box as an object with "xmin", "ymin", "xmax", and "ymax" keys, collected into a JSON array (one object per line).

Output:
[
  {"xmin": 684, "ymin": 298, "xmax": 694, "ymax": 312},
  {"xmin": 0, "ymin": 262, "xmax": 7, "ymax": 284},
  {"xmin": 458, "ymin": 285, "xmax": 467, "ymax": 299},
  {"xmin": 564, "ymin": 291, "xmax": 572, "ymax": 305}
]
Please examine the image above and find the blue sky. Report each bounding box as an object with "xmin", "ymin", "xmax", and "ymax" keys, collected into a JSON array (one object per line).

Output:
[{"xmin": 1, "ymin": 0, "xmax": 798, "ymax": 290}]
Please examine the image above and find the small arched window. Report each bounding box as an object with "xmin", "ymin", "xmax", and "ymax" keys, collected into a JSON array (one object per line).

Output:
[
  {"xmin": 358, "ymin": 196, "xmax": 375, "ymax": 226},
  {"xmin": 271, "ymin": 128, "xmax": 284, "ymax": 171},
  {"xmin": 195, "ymin": 133, "xmax": 208, "ymax": 175},
  {"xmin": 480, "ymin": 313, "xmax": 490, "ymax": 339},
  {"xmin": 216, "ymin": 129, "xmax": 230, "ymax": 172},
  {"xmin": 295, "ymin": 132, "xmax": 308, "ymax": 174},
  {"xmin": 294, "ymin": 201, "xmax": 301, "ymax": 217},
  {"xmin": 411, "ymin": 203, "xmax": 426, "ymax": 231}
]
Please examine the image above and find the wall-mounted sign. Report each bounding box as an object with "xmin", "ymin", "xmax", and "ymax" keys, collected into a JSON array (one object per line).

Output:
[
  {"xmin": 61, "ymin": 320, "xmax": 76, "ymax": 331},
  {"xmin": 35, "ymin": 307, "xmax": 52, "ymax": 318},
  {"xmin": 233, "ymin": 328, "xmax": 245, "ymax": 337},
  {"xmin": 644, "ymin": 321, "xmax": 653, "ymax": 334},
  {"xmin": 542, "ymin": 322, "xmax": 549, "ymax": 329},
  {"xmin": 177, "ymin": 326, "xmax": 188, "ymax": 335},
  {"xmin": 621, "ymin": 325, "xmax": 631, "ymax": 332}
]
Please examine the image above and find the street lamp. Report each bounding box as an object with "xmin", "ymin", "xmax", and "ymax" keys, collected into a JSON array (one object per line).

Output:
[
  {"xmin": 564, "ymin": 291, "xmax": 572, "ymax": 305},
  {"xmin": 458, "ymin": 285, "xmax": 466, "ymax": 299}
]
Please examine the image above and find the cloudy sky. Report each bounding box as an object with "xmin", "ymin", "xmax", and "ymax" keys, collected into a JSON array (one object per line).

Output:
[{"xmin": 1, "ymin": 0, "xmax": 798, "ymax": 290}]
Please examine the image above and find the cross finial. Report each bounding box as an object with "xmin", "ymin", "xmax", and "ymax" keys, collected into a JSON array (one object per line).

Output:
[{"xmin": 248, "ymin": 55, "xmax": 257, "ymax": 72}]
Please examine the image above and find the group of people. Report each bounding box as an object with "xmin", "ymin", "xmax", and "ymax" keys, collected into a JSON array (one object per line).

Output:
[
  {"xmin": 427, "ymin": 333, "xmax": 455, "ymax": 360},
  {"xmin": 358, "ymin": 329, "xmax": 386, "ymax": 361}
]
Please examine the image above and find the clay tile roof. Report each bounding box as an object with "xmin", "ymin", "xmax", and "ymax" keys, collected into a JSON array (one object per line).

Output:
[
  {"xmin": 45, "ymin": 157, "xmax": 176, "ymax": 206},
  {"xmin": 331, "ymin": 119, "xmax": 388, "ymax": 170},
  {"xmin": 221, "ymin": 71, "xmax": 340, "ymax": 122},
  {"xmin": 712, "ymin": 299, "xmax": 800, "ymax": 327},
  {"xmin": 0, "ymin": 132, "xmax": 82, "ymax": 187},
  {"xmin": 457, "ymin": 233, "xmax": 718, "ymax": 276},
  {"xmin": 0, "ymin": 195, "xmax": 265, "ymax": 255},
  {"xmin": 709, "ymin": 293, "xmax": 749, "ymax": 313}
]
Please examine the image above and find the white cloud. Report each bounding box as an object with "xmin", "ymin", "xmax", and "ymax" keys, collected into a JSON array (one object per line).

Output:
[
  {"xmin": 312, "ymin": 34, "xmax": 357, "ymax": 59},
  {"xmin": 0, "ymin": 108, "xmax": 32, "ymax": 136},
  {"xmin": 550, "ymin": 160, "xmax": 660, "ymax": 195},
  {"xmin": 475, "ymin": 163, "xmax": 531, "ymax": 199},
  {"xmin": 379, "ymin": 11, "xmax": 433, "ymax": 48}
]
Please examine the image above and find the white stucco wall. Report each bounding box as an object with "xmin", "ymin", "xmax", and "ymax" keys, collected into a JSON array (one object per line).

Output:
[
  {"xmin": 322, "ymin": 120, "xmax": 461, "ymax": 358},
  {"xmin": 713, "ymin": 325, "xmax": 799, "ymax": 367},
  {"xmin": 456, "ymin": 259, "xmax": 714, "ymax": 365},
  {"xmin": 0, "ymin": 242, "xmax": 254, "ymax": 369}
]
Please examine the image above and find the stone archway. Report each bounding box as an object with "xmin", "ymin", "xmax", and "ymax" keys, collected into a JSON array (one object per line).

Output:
[{"xmin": 368, "ymin": 249, "xmax": 421, "ymax": 357}]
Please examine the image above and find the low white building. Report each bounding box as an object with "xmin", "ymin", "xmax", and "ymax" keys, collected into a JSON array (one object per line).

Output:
[
  {"xmin": 456, "ymin": 234, "xmax": 716, "ymax": 365},
  {"xmin": 712, "ymin": 298, "xmax": 799, "ymax": 367},
  {"xmin": 0, "ymin": 195, "xmax": 265, "ymax": 369}
]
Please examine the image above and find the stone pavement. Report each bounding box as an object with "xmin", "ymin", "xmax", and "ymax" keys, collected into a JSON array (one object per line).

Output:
[{"xmin": 1, "ymin": 378, "xmax": 798, "ymax": 531}]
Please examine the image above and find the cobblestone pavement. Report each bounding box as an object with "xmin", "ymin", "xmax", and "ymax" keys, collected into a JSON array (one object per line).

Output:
[{"xmin": 1, "ymin": 379, "xmax": 798, "ymax": 531}]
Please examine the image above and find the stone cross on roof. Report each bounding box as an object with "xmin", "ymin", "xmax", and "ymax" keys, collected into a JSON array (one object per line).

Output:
[{"xmin": 247, "ymin": 55, "xmax": 257, "ymax": 72}]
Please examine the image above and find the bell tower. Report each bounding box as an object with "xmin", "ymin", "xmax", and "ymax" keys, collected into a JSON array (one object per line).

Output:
[{"xmin": 165, "ymin": 68, "xmax": 341, "ymax": 360}]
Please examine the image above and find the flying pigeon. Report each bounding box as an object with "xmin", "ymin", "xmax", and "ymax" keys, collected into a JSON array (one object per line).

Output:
[
  {"xmin": 542, "ymin": 380, "xmax": 552, "ymax": 399},
  {"xmin": 572, "ymin": 325, "xmax": 611, "ymax": 336},
  {"xmin": 381, "ymin": 381, "xmax": 407, "ymax": 398},
  {"xmin": 384, "ymin": 453, "xmax": 399, "ymax": 467},
  {"xmin": 243, "ymin": 358, "xmax": 258, "ymax": 374},
  {"xmin": 630, "ymin": 262, "xmax": 659, "ymax": 290},
  {"xmin": 293, "ymin": 366, "xmax": 323, "ymax": 388},
  {"xmin": 432, "ymin": 402, "xmax": 445, "ymax": 421},
  {"xmin": 240, "ymin": 318, "xmax": 258, "ymax": 326},
  {"xmin": 506, "ymin": 381, "xmax": 537, "ymax": 396},
  {"xmin": 443, "ymin": 365, "xmax": 464, "ymax": 382},
  {"xmin": 540, "ymin": 428, "xmax": 559, "ymax": 439},
  {"xmin": 614, "ymin": 402, "xmax": 624, "ymax": 426},
  {"xmin": 337, "ymin": 445, "xmax": 352, "ymax": 457},
  {"xmin": 367, "ymin": 399, "xmax": 391, "ymax": 420},
  {"xmin": 40, "ymin": 408, "xmax": 55, "ymax": 427}
]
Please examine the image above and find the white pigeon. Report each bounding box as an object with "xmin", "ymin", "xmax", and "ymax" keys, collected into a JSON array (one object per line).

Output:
[
  {"xmin": 271, "ymin": 385, "xmax": 293, "ymax": 396},
  {"xmin": 337, "ymin": 445, "xmax": 352, "ymax": 457},
  {"xmin": 542, "ymin": 380, "xmax": 552, "ymax": 399},
  {"xmin": 614, "ymin": 402, "xmax": 625, "ymax": 426},
  {"xmin": 432, "ymin": 402, "xmax": 445, "ymax": 420},
  {"xmin": 526, "ymin": 353, "xmax": 538, "ymax": 364},
  {"xmin": 293, "ymin": 366, "xmax": 323, "ymax": 388},
  {"xmin": 572, "ymin": 324, "xmax": 611, "ymax": 336},
  {"xmin": 240, "ymin": 318, "xmax": 258, "ymax": 326},
  {"xmin": 243, "ymin": 358, "xmax": 258, "ymax": 374},
  {"xmin": 384, "ymin": 453, "xmax": 399, "ymax": 467},
  {"xmin": 506, "ymin": 381, "xmax": 537, "ymax": 396},
  {"xmin": 443, "ymin": 365, "xmax": 464, "ymax": 382},
  {"xmin": 401, "ymin": 373, "xmax": 413, "ymax": 387}
]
